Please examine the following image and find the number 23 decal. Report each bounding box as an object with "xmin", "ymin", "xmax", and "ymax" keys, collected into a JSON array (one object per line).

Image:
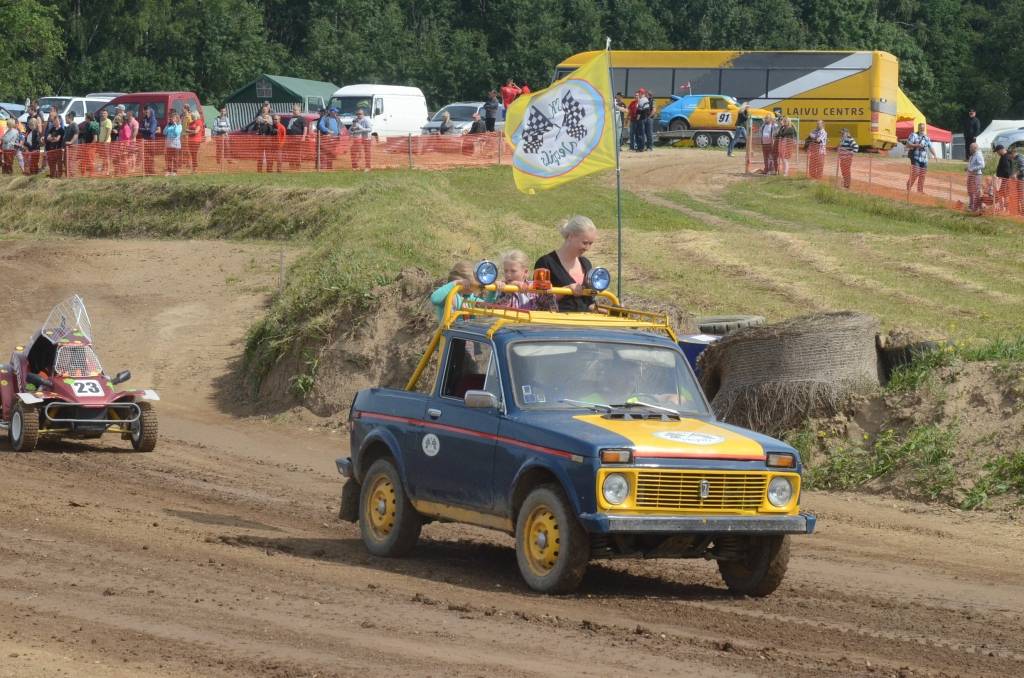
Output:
[{"xmin": 72, "ymin": 380, "xmax": 104, "ymax": 396}]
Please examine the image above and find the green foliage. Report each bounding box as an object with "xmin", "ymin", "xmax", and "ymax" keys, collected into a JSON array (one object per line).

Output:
[
  {"xmin": 289, "ymin": 350, "xmax": 320, "ymax": 400},
  {"xmin": 0, "ymin": 0, "xmax": 1019, "ymax": 127},
  {"xmin": 886, "ymin": 338, "xmax": 1024, "ymax": 394},
  {"xmin": 806, "ymin": 424, "xmax": 958, "ymax": 501},
  {"xmin": 961, "ymin": 450, "xmax": 1024, "ymax": 510}
]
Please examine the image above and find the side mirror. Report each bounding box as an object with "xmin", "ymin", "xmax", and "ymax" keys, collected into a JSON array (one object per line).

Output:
[
  {"xmin": 464, "ymin": 389, "xmax": 498, "ymax": 410},
  {"xmin": 112, "ymin": 370, "xmax": 131, "ymax": 385}
]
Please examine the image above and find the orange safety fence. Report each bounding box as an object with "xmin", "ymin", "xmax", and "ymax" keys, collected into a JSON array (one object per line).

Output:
[
  {"xmin": 743, "ymin": 122, "xmax": 1024, "ymax": 221},
  {"xmin": 0, "ymin": 132, "xmax": 514, "ymax": 179}
]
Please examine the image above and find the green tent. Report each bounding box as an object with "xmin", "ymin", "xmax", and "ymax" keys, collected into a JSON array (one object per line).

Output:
[{"xmin": 223, "ymin": 74, "xmax": 338, "ymax": 130}]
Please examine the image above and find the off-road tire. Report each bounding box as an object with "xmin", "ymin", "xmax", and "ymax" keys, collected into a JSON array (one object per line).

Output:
[
  {"xmin": 131, "ymin": 401, "xmax": 158, "ymax": 452},
  {"xmin": 696, "ymin": 315, "xmax": 765, "ymax": 335},
  {"xmin": 668, "ymin": 118, "xmax": 689, "ymax": 132},
  {"xmin": 359, "ymin": 459, "xmax": 421, "ymax": 557},
  {"xmin": 718, "ymin": 535, "xmax": 790, "ymax": 597},
  {"xmin": 10, "ymin": 401, "xmax": 39, "ymax": 452},
  {"xmin": 515, "ymin": 484, "xmax": 589, "ymax": 594}
]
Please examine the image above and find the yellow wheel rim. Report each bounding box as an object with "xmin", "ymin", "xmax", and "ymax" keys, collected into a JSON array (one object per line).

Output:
[
  {"xmin": 524, "ymin": 505, "xmax": 561, "ymax": 577},
  {"xmin": 365, "ymin": 474, "xmax": 397, "ymax": 540}
]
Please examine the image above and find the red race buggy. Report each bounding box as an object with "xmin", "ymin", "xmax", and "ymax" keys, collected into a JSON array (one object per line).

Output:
[{"xmin": 0, "ymin": 295, "xmax": 159, "ymax": 452}]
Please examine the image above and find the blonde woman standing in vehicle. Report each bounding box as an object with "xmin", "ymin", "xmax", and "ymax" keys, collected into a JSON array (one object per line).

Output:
[{"xmin": 533, "ymin": 215, "xmax": 598, "ymax": 313}]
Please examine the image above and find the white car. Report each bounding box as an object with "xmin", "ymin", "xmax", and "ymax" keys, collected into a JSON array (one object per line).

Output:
[
  {"xmin": 19, "ymin": 95, "xmax": 114, "ymax": 123},
  {"xmin": 421, "ymin": 102, "xmax": 503, "ymax": 135},
  {"xmin": 991, "ymin": 127, "xmax": 1024, "ymax": 152}
]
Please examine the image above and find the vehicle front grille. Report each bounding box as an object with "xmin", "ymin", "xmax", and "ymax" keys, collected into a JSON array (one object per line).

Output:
[{"xmin": 634, "ymin": 471, "xmax": 767, "ymax": 512}]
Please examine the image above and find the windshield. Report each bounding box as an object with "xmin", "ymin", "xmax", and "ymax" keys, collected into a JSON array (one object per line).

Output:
[
  {"xmin": 508, "ymin": 341, "xmax": 708, "ymax": 414},
  {"xmin": 432, "ymin": 105, "xmax": 478, "ymax": 122},
  {"xmin": 38, "ymin": 97, "xmax": 71, "ymax": 115},
  {"xmin": 329, "ymin": 96, "xmax": 371, "ymax": 117}
]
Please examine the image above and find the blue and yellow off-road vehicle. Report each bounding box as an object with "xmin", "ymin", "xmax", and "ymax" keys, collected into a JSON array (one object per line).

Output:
[{"xmin": 337, "ymin": 264, "xmax": 815, "ymax": 594}]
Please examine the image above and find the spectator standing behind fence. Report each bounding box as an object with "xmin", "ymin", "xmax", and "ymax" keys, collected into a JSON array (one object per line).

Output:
[
  {"xmin": 727, "ymin": 102, "xmax": 749, "ymax": 157},
  {"xmin": 78, "ymin": 112, "xmax": 99, "ymax": 176},
  {"xmin": 1009, "ymin": 147, "xmax": 1024, "ymax": 215},
  {"xmin": 60, "ymin": 112, "xmax": 78, "ymax": 177},
  {"xmin": 24, "ymin": 117, "xmax": 42, "ymax": 175},
  {"xmin": 164, "ymin": 112, "xmax": 182, "ymax": 176},
  {"xmin": 317, "ymin": 107, "xmax": 341, "ymax": 170},
  {"xmin": 613, "ymin": 93, "xmax": 627, "ymax": 148},
  {"xmin": 44, "ymin": 111, "xmax": 63, "ymax": 178},
  {"xmin": 994, "ymin": 144, "xmax": 1012, "ymax": 212},
  {"xmin": 0, "ymin": 120, "xmax": 19, "ymax": 175},
  {"xmin": 483, "ymin": 91, "xmax": 500, "ymax": 132},
  {"xmin": 963, "ymin": 108, "xmax": 981, "ymax": 148},
  {"xmin": 501, "ymin": 79, "xmax": 522, "ymax": 113},
  {"xmin": 285, "ymin": 104, "xmax": 306, "ymax": 170},
  {"xmin": 837, "ymin": 128, "xmax": 858, "ymax": 189},
  {"xmin": 806, "ymin": 120, "xmax": 827, "ymax": 179},
  {"xmin": 350, "ymin": 108, "xmax": 372, "ymax": 171},
  {"xmin": 272, "ymin": 114, "xmax": 286, "ymax": 172},
  {"xmin": 139, "ymin": 106, "xmax": 158, "ymax": 175},
  {"xmin": 438, "ymin": 111, "xmax": 454, "ymax": 135},
  {"xmin": 254, "ymin": 113, "xmax": 274, "ymax": 173},
  {"xmin": 186, "ymin": 110, "xmax": 203, "ymax": 173},
  {"xmin": 626, "ymin": 92, "xmax": 639, "ymax": 151},
  {"xmin": 775, "ymin": 116, "xmax": 797, "ymax": 176},
  {"xmin": 759, "ymin": 113, "xmax": 776, "ymax": 174},
  {"xmin": 213, "ymin": 106, "xmax": 230, "ymax": 165},
  {"xmin": 965, "ymin": 142, "xmax": 985, "ymax": 212},
  {"xmin": 97, "ymin": 109, "xmax": 112, "ymax": 175},
  {"xmin": 905, "ymin": 122, "xmax": 936, "ymax": 193}
]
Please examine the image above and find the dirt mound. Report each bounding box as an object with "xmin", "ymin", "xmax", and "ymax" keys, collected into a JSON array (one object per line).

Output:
[
  {"xmin": 257, "ymin": 268, "xmax": 437, "ymax": 419},
  {"xmin": 804, "ymin": 360, "xmax": 1024, "ymax": 509},
  {"xmin": 699, "ymin": 312, "xmax": 881, "ymax": 436}
]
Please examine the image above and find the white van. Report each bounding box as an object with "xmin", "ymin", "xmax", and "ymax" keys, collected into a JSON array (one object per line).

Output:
[
  {"xmin": 328, "ymin": 85, "xmax": 429, "ymax": 137},
  {"xmin": 19, "ymin": 95, "xmax": 114, "ymax": 123}
]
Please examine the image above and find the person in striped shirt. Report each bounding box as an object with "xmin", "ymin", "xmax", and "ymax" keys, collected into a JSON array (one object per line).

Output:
[
  {"xmin": 837, "ymin": 128, "xmax": 859, "ymax": 188},
  {"xmin": 905, "ymin": 122, "xmax": 937, "ymax": 193},
  {"xmin": 806, "ymin": 120, "xmax": 827, "ymax": 179}
]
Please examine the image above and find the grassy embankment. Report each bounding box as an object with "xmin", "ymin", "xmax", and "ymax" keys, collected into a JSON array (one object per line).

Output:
[{"xmin": 1, "ymin": 167, "xmax": 1021, "ymax": 383}]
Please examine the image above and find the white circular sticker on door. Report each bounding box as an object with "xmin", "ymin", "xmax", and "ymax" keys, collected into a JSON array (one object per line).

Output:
[
  {"xmin": 421, "ymin": 433, "xmax": 441, "ymax": 457},
  {"xmin": 654, "ymin": 431, "xmax": 725, "ymax": 446}
]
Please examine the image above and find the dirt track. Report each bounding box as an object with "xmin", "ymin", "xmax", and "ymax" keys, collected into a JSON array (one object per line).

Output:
[{"xmin": 2, "ymin": 199, "xmax": 1023, "ymax": 677}]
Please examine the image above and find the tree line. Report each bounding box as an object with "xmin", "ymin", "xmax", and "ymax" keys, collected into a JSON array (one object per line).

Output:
[{"xmin": 3, "ymin": 0, "xmax": 1021, "ymax": 130}]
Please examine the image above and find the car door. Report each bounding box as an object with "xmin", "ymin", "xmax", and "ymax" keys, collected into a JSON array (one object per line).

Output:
[
  {"xmin": 405, "ymin": 335, "xmax": 499, "ymax": 510},
  {"xmin": 709, "ymin": 97, "xmax": 734, "ymax": 129},
  {"xmin": 688, "ymin": 96, "xmax": 713, "ymax": 128},
  {"xmin": 372, "ymin": 96, "xmax": 388, "ymax": 135}
]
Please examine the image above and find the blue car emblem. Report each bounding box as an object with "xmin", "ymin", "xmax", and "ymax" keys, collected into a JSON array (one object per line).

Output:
[{"xmin": 699, "ymin": 479, "xmax": 711, "ymax": 500}]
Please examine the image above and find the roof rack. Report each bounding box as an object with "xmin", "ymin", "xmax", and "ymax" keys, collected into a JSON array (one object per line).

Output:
[{"xmin": 405, "ymin": 283, "xmax": 678, "ymax": 391}]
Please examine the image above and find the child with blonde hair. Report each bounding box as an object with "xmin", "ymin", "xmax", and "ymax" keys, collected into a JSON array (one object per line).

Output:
[{"xmin": 495, "ymin": 249, "xmax": 557, "ymax": 311}]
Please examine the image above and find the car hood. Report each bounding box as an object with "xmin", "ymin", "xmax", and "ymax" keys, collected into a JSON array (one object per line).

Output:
[{"xmin": 513, "ymin": 411, "xmax": 781, "ymax": 461}]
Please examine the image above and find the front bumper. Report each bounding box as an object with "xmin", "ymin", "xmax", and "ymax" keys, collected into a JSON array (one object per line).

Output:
[{"xmin": 579, "ymin": 512, "xmax": 816, "ymax": 535}]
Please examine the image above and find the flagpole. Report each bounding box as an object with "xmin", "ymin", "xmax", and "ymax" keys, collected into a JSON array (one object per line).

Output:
[{"xmin": 607, "ymin": 38, "xmax": 623, "ymax": 300}]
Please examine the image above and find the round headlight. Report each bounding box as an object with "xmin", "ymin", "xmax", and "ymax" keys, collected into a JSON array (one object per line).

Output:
[
  {"xmin": 474, "ymin": 260, "xmax": 498, "ymax": 286},
  {"xmin": 767, "ymin": 477, "xmax": 794, "ymax": 507},
  {"xmin": 602, "ymin": 473, "xmax": 630, "ymax": 505},
  {"xmin": 585, "ymin": 267, "xmax": 611, "ymax": 292}
]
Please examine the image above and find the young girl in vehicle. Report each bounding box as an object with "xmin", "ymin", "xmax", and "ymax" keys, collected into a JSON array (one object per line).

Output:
[
  {"xmin": 493, "ymin": 250, "xmax": 557, "ymax": 312},
  {"xmin": 430, "ymin": 260, "xmax": 486, "ymax": 321}
]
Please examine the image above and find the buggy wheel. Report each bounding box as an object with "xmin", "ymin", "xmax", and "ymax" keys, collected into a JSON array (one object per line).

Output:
[
  {"xmin": 359, "ymin": 459, "xmax": 421, "ymax": 557},
  {"xmin": 515, "ymin": 485, "xmax": 589, "ymax": 594},
  {"xmin": 10, "ymin": 401, "xmax": 39, "ymax": 452},
  {"xmin": 131, "ymin": 401, "xmax": 158, "ymax": 452},
  {"xmin": 718, "ymin": 535, "xmax": 790, "ymax": 597}
]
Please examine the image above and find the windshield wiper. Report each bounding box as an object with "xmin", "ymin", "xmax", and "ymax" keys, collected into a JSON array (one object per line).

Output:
[
  {"xmin": 609, "ymin": 401, "xmax": 681, "ymax": 416},
  {"xmin": 559, "ymin": 398, "xmax": 613, "ymax": 412}
]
